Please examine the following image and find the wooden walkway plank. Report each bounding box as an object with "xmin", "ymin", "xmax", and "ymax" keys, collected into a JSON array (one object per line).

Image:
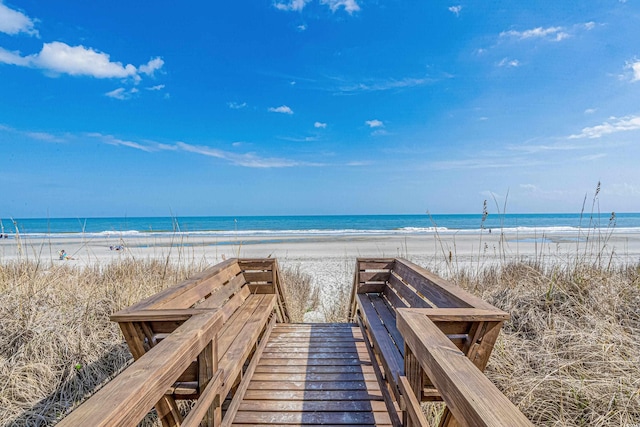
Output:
[{"xmin": 232, "ymin": 323, "xmax": 395, "ymax": 427}]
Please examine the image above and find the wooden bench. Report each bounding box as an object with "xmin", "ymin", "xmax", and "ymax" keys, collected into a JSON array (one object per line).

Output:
[
  {"xmin": 350, "ymin": 258, "xmax": 528, "ymax": 427},
  {"xmin": 57, "ymin": 310, "xmax": 224, "ymax": 427},
  {"xmin": 106, "ymin": 258, "xmax": 288, "ymax": 426}
]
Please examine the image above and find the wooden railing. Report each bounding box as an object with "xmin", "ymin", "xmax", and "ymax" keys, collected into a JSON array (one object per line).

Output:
[
  {"xmin": 59, "ymin": 258, "xmax": 286, "ymax": 427},
  {"xmin": 350, "ymin": 258, "xmax": 533, "ymax": 427},
  {"xmin": 398, "ymin": 309, "xmax": 533, "ymax": 427},
  {"xmin": 57, "ymin": 310, "xmax": 223, "ymax": 426}
]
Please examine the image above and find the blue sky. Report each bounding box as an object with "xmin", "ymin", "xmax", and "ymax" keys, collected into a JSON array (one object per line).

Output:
[{"xmin": 1, "ymin": 0, "xmax": 639, "ymax": 217}]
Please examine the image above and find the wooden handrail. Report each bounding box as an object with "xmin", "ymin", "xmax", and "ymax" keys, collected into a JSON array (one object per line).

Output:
[
  {"xmin": 58, "ymin": 310, "xmax": 223, "ymax": 426},
  {"xmin": 397, "ymin": 309, "xmax": 533, "ymax": 427}
]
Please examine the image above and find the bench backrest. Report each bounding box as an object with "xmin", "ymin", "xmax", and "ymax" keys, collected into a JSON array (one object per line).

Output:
[
  {"xmin": 349, "ymin": 258, "xmax": 530, "ymax": 426},
  {"xmin": 351, "ymin": 258, "xmax": 498, "ymax": 312},
  {"xmin": 86, "ymin": 258, "xmax": 288, "ymax": 426}
]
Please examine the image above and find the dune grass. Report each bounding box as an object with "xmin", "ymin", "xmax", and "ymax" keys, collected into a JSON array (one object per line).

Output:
[
  {"xmin": 452, "ymin": 261, "xmax": 640, "ymax": 426},
  {"xmin": 0, "ymin": 259, "xmax": 205, "ymax": 426},
  {"xmin": 1, "ymin": 252, "xmax": 639, "ymax": 426}
]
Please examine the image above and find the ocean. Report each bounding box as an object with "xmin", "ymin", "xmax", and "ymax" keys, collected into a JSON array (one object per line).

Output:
[{"xmin": 1, "ymin": 213, "xmax": 639, "ymax": 239}]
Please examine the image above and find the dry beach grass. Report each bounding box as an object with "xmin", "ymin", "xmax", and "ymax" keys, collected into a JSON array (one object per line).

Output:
[{"xmin": 0, "ymin": 252, "xmax": 639, "ymax": 425}]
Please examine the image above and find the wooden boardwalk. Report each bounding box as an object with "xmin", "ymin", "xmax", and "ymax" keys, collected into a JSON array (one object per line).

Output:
[
  {"xmin": 231, "ymin": 323, "xmax": 393, "ymax": 426},
  {"xmin": 59, "ymin": 258, "xmax": 533, "ymax": 427}
]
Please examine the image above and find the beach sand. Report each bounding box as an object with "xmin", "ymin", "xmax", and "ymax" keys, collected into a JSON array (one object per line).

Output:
[{"xmin": 2, "ymin": 230, "xmax": 639, "ymax": 321}]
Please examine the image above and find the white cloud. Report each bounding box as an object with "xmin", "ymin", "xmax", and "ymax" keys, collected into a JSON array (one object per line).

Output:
[
  {"xmin": 105, "ymin": 88, "xmax": 128, "ymax": 100},
  {"xmin": 274, "ymin": 0, "xmax": 311, "ymax": 12},
  {"xmin": 448, "ymin": 5, "xmax": 462, "ymax": 16},
  {"xmin": 297, "ymin": 24, "xmax": 307, "ymax": 31},
  {"xmin": 500, "ymin": 26, "xmax": 569, "ymax": 42},
  {"xmin": 0, "ymin": 42, "xmax": 164, "ymax": 81},
  {"xmin": 314, "ymin": 122, "xmax": 327, "ymax": 128},
  {"xmin": 268, "ymin": 105, "xmax": 294, "ymax": 114},
  {"xmin": 87, "ymin": 133, "xmax": 155, "ymax": 152},
  {"xmin": 320, "ymin": 0, "xmax": 360, "ymax": 14},
  {"xmin": 280, "ymin": 135, "xmax": 319, "ymax": 142},
  {"xmin": 105, "ymin": 87, "xmax": 140, "ymax": 100},
  {"xmin": 497, "ymin": 58, "xmax": 520, "ymax": 67},
  {"xmin": 625, "ymin": 60, "xmax": 640, "ymax": 82},
  {"xmin": 177, "ymin": 142, "xmax": 302, "ymax": 168},
  {"xmin": 0, "ymin": 2, "xmax": 38, "ymax": 36},
  {"xmin": 0, "ymin": 46, "xmax": 29, "ymax": 65},
  {"xmin": 365, "ymin": 119, "xmax": 384, "ymax": 128},
  {"xmin": 569, "ymin": 115, "xmax": 640, "ymax": 139},
  {"xmin": 138, "ymin": 57, "xmax": 164, "ymax": 76},
  {"xmin": 346, "ymin": 161, "xmax": 373, "ymax": 166},
  {"xmin": 584, "ymin": 108, "xmax": 597, "ymax": 114},
  {"xmin": 147, "ymin": 84, "xmax": 165, "ymax": 91},
  {"xmin": 35, "ymin": 42, "xmax": 138, "ymax": 78},
  {"xmin": 228, "ymin": 101, "xmax": 247, "ymax": 109},
  {"xmin": 338, "ymin": 76, "xmax": 434, "ymax": 93},
  {"xmin": 584, "ymin": 21, "xmax": 596, "ymax": 30},
  {"xmin": 24, "ymin": 131, "xmax": 65, "ymax": 143}
]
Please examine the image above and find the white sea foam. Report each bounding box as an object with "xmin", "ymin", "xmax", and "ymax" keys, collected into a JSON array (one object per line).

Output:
[{"xmin": 12, "ymin": 225, "xmax": 640, "ymax": 240}]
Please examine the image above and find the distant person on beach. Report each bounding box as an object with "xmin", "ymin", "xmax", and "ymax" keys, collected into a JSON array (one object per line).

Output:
[{"xmin": 58, "ymin": 249, "xmax": 73, "ymax": 260}]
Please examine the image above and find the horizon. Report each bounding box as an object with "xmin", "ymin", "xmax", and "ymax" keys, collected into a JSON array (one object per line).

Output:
[
  {"xmin": 3, "ymin": 211, "xmax": 639, "ymax": 221},
  {"xmin": 1, "ymin": 1, "xmax": 640, "ymax": 217}
]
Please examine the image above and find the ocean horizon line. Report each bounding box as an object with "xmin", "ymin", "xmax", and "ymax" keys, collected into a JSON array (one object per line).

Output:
[{"xmin": 1, "ymin": 213, "xmax": 639, "ymax": 238}]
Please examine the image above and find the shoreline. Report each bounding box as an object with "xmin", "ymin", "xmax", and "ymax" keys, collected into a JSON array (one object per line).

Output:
[
  {"xmin": 2, "ymin": 230, "xmax": 639, "ymax": 267},
  {"xmin": 2, "ymin": 227, "xmax": 639, "ymax": 324}
]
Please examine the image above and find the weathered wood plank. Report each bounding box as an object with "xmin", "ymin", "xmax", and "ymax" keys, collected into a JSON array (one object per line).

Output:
[
  {"xmin": 357, "ymin": 259, "xmax": 396, "ymax": 270},
  {"xmin": 217, "ymin": 295, "xmax": 263, "ymax": 357},
  {"xmin": 388, "ymin": 274, "xmax": 431, "ymax": 309},
  {"xmin": 360, "ymin": 271, "xmax": 392, "ymax": 282},
  {"xmin": 218, "ymin": 295, "xmax": 276, "ymax": 400},
  {"xmin": 258, "ymin": 357, "xmax": 371, "ymax": 366},
  {"xmin": 158, "ymin": 261, "xmax": 242, "ymax": 310},
  {"xmin": 110, "ymin": 308, "xmax": 212, "ymax": 323},
  {"xmin": 114, "ymin": 258, "xmax": 239, "ymax": 313},
  {"xmin": 195, "ymin": 274, "xmax": 247, "ymax": 309},
  {"xmin": 58, "ymin": 311, "xmax": 222, "ymax": 427},
  {"xmin": 246, "ymin": 380, "xmax": 381, "ymax": 391},
  {"xmin": 250, "ymin": 372, "xmax": 378, "ymax": 382},
  {"xmin": 397, "ymin": 310, "xmax": 533, "ymax": 427},
  {"xmin": 242, "ymin": 389, "xmax": 384, "ymax": 400},
  {"xmin": 267, "ymin": 338, "xmax": 366, "ymax": 349},
  {"xmin": 181, "ymin": 369, "xmax": 223, "ymax": 427},
  {"xmin": 259, "ymin": 351, "xmax": 372, "ymax": 360},
  {"xmin": 232, "ymin": 410, "xmax": 392, "ymax": 425},
  {"xmin": 399, "ymin": 376, "xmax": 429, "ymax": 427},
  {"xmin": 369, "ymin": 294, "xmax": 405, "ymax": 356},
  {"xmin": 358, "ymin": 283, "xmax": 387, "ymax": 293},
  {"xmin": 220, "ymin": 314, "xmax": 276, "ymax": 427},
  {"xmin": 356, "ymin": 294, "xmax": 404, "ymax": 385},
  {"xmin": 383, "ymin": 285, "xmax": 408, "ymax": 312},
  {"xmin": 254, "ymin": 364, "xmax": 375, "ymax": 374},
  {"xmin": 237, "ymin": 399, "xmax": 388, "ymax": 412},
  {"xmin": 243, "ymin": 271, "xmax": 273, "ymax": 283},
  {"xmin": 394, "ymin": 259, "xmax": 496, "ymax": 309},
  {"xmin": 218, "ymin": 285, "xmax": 251, "ymax": 323},
  {"xmin": 248, "ymin": 283, "xmax": 276, "ymax": 294},
  {"xmin": 404, "ymin": 308, "xmax": 510, "ymax": 322},
  {"xmin": 232, "ymin": 425, "xmax": 390, "ymax": 427},
  {"xmin": 263, "ymin": 344, "xmax": 368, "ymax": 353}
]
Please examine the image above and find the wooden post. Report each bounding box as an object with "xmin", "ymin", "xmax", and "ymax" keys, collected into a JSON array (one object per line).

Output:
[{"xmin": 404, "ymin": 344, "xmax": 423, "ymax": 427}]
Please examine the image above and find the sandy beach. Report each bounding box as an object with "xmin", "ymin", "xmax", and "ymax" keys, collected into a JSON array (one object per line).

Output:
[
  {"xmin": 3, "ymin": 229, "xmax": 639, "ymax": 322},
  {"xmin": 2, "ymin": 229, "xmax": 639, "ymax": 267}
]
